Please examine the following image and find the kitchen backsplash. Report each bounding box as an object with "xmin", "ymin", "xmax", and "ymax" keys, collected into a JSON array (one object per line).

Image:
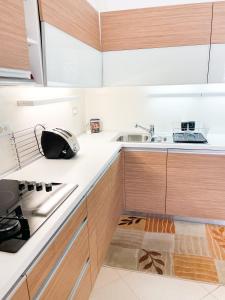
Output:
[
  {"xmin": 84, "ymin": 86, "xmax": 225, "ymax": 134},
  {"xmin": 0, "ymin": 86, "xmax": 86, "ymax": 175},
  {"xmin": 2, "ymin": 84, "xmax": 225, "ymax": 175}
]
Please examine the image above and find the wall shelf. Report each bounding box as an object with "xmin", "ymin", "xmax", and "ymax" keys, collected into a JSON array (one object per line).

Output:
[{"xmin": 17, "ymin": 96, "xmax": 79, "ymax": 106}]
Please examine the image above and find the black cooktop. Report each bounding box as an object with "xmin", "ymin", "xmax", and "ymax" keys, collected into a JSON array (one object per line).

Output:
[{"xmin": 0, "ymin": 179, "xmax": 78, "ymax": 253}]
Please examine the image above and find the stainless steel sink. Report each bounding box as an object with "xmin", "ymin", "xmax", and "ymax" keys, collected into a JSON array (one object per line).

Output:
[
  {"xmin": 116, "ymin": 134, "xmax": 168, "ymax": 143},
  {"xmin": 116, "ymin": 134, "xmax": 149, "ymax": 143}
]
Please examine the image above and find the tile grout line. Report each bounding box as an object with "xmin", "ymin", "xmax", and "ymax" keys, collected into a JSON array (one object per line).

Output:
[
  {"xmin": 91, "ymin": 266, "xmax": 122, "ymax": 293},
  {"xmin": 92, "ymin": 267, "xmax": 141, "ymax": 300},
  {"xmin": 116, "ymin": 269, "xmax": 142, "ymax": 300},
  {"xmin": 200, "ymin": 285, "xmax": 221, "ymax": 300}
]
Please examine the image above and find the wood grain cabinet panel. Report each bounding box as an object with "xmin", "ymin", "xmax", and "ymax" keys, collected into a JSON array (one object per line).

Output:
[
  {"xmin": 40, "ymin": 224, "xmax": 89, "ymax": 300},
  {"xmin": 9, "ymin": 277, "xmax": 29, "ymax": 300},
  {"xmin": 87, "ymin": 153, "xmax": 124, "ymax": 285},
  {"xmin": 167, "ymin": 153, "xmax": 225, "ymax": 220},
  {"xmin": 101, "ymin": 3, "xmax": 212, "ymax": 51},
  {"xmin": 38, "ymin": 0, "xmax": 101, "ymax": 50},
  {"xmin": 211, "ymin": 1, "xmax": 225, "ymax": 44},
  {"xmin": 125, "ymin": 151, "xmax": 167, "ymax": 214},
  {"xmin": 71, "ymin": 266, "xmax": 92, "ymax": 300},
  {"xmin": 86, "ymin": 167, "xmax": 111, "ymax": 285},
  {"xmin": 27, "ymin": 201, "xmax": 87, "ymax": 298},
  {"xmin": 0, "ymin": 0, "xmax": 30, "ymax": 70}
]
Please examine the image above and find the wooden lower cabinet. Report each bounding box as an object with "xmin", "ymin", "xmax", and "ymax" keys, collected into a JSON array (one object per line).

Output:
[
  {"xmin": 167, "ymin": 152, "xmax": 225, "ymax": 220},
  {"xmin": 27, "ymin": 201, "xmax": 87, "ymax": 299},
  {"xmin": 124, "ymin": 150, "xmax": 167, "ymax": 214},
  {"xmin": 9, "ymin": 277, "xmax": 29, "ymax": 300},
  {"xmin": 71, "ymin": 265, "xmax": 92, "ymax": 300},
  {"xmin": 87, "ymin": 153, "xmax": 124, "ymax": 285},
  {"xmin": 40, "ymin": 224, "xmax": 89, "ymax": 300}
]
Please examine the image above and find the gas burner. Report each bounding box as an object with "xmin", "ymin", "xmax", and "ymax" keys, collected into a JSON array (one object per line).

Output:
[{"xmin": 0, "ymin": 218, "xmax": 21, "ymax": 241}]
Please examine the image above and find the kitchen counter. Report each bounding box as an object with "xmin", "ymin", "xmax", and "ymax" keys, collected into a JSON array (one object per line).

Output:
[{"xmin": 1, "ymin": 130, "xmax": 225, "ymax": 297}]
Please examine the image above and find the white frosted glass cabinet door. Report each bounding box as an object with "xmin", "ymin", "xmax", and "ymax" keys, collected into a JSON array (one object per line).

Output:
[
  {"xmin": 101, "ymin": 2, "xmax": 212, "ymax": 86},
  {"xmin": 208, "ymin": 2, "xmax": 225, "ymax": 83},
  {"xmin": 42, "ymin": 23, "xmax": 102, "ymax": 87},
  {"xmin": 103, "ymin": 45, "xmax": 210, "ymax": 86},
  {"xmin": 208, "ymin": 44, "xmax": 225, "ymax": 83}
]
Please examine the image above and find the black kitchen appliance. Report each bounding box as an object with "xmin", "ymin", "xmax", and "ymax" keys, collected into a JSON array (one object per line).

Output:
[
  {"xmin": 0, "ymin": 179, "xmax": 78, "ymax": 253},
  {"xmin": 173, "ymin": 132, "xmax": 208, "ymax": 144},
  {"xmin": 173, "ymin": 121, "xmax": 208, "ymax": 144},
  {"xmin": 40, "ymin": 128, "xmax": 80, "ymax": 159}
]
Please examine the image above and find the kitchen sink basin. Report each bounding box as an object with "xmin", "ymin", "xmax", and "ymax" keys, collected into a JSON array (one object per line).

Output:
[
  {"xmin": 116, "ymin": 134, "xmax": 149, "ymax": 142},
  {"xmin": 116, "ymin": 134, "xmax": 168, "ymax": 143}
]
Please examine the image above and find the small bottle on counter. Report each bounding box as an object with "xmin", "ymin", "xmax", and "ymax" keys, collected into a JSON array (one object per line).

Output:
[{"xmin": 90, "ymin": 118, "xmax": 101, "ymax": 133}]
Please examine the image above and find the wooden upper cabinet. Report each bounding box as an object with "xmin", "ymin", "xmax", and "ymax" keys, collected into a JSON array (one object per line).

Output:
[
  {"xmin": 38, "ymin": 0, "xmax": 101, "ymax": 50},
  {"xmin": 0, "ymin": 0, "xmax": 30, "ymax": 70},
  {"xmin": 167, "ymin": 152, "xmax": 225, "ymax": 220},
  {"xmin": 101, "ymin": 3, "xmax": 213, "ymax": 51},
  {"xmin": 124, "ymin": 151, "xmax": 167, "ymax": 214},
  {"xmin": 211, "ymin": 1, "xmax": 225, "ymax": 44}
]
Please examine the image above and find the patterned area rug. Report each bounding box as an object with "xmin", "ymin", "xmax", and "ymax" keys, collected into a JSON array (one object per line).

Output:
[{"xmin": 104, "ymin": 215, "xmax": 225, "ymax": 284}]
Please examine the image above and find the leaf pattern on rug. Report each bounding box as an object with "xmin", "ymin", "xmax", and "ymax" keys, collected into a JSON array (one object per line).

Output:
[
  {"xmin": 119, "ymin": 216, "xmax": 145, "ymax": 226},
  {"xmin": 211, "ymin": 227, "xmax": 225, "ymax": 249},
  {"xmin": 139, "ymin": 249, "xmax": 165, "ymax": 275}
]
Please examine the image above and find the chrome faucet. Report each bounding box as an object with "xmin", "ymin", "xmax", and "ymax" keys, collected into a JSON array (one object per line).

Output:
[{"xmin": 135, "ymin": 124, "xmax": 155, "ymax": 138}]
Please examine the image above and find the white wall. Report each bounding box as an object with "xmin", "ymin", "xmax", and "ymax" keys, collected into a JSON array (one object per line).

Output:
[
  {"xmin": 84, "ymin": 86, "xmax": 225, "ymax": 134},
  {"xmin": 88, "ymin": 0, "xmax": 225, "ymax": 12},
  {"xmin": 0, "ymin": 86, "xmax": 86, "ymax": 174}
]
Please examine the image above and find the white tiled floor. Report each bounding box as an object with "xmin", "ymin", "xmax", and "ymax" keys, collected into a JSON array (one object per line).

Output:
[{"xmin": 90, "ymin": 267, "xmax": 225, "ymax": 300}]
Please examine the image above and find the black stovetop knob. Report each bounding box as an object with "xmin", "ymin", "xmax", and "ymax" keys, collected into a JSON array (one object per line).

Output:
[
  {"xmin": 36, "ymin": 183, "xmax": 43, "ymax": 192},
  {"xmin": 45, "ymin": 183, "xmax": 52, "ymax": 192}
]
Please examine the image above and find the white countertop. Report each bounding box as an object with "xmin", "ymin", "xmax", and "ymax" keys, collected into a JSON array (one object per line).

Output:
[{"xmin": 1, "ymin": 130, "xmax": 225, "ymax": 297}]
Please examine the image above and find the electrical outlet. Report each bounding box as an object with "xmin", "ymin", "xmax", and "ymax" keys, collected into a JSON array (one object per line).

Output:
[{"xmin": 0, "ymin": 123, "xmax": 11, "ymax": 136}]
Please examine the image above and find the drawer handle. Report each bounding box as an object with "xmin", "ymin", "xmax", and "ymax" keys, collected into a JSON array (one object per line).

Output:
[{"xmin": 68, "ymin": 259, "xmax": 90, "ymax": 300}]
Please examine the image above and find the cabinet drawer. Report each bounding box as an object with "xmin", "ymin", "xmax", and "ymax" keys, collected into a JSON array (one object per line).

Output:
[
  {"xmin": 27, "ymin": 200, "xmax": 87, "ymax": 298},
  {"xmin": 71, "ymin": 264, "xmax": 92, "ymax": 300},
  {"xmin": 40, "ymin": 222, "xmax": 89, "ymax": 299}
]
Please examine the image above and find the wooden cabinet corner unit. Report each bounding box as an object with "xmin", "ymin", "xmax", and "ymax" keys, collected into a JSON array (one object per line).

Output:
[
  {"xmin": 87, "ymin": 153, "xmax": 124, "ymax": 285},
  {"xmin": 123, "ymin": 149, "xmax": 225, "ymax": 221}
]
